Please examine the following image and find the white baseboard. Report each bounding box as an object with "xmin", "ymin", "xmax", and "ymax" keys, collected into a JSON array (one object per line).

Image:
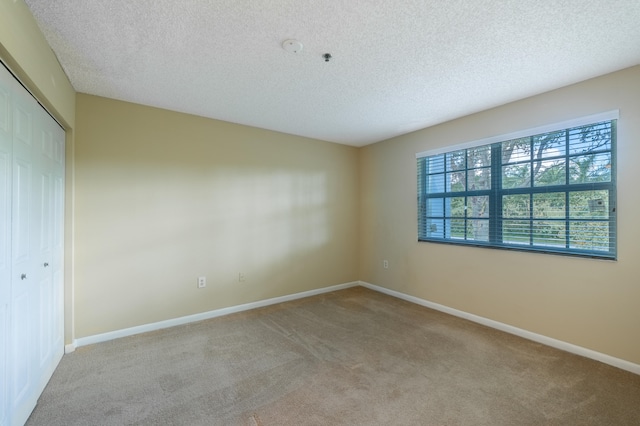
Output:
[
  {"xmin": 74, "ymin": 281, "xmax": 359, "ymax": 348},
  {"xmin": 71, "ymin": 279, "xmax": 640, "ymax": 376},
  {"xmin": 359, "ymin": 281, "xmax": 640, "ymax": 376}
]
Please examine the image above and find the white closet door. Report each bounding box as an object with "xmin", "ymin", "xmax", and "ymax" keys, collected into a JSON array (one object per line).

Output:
[
  {"xmin": 10, "ymin": 65, "xmax": 41, "ymax": 425},
  {"xmin": 33, "ymin": 104, "xmax": 64, "ymax": 395},
  {"xmin": 34, "ymin": 108, "xmax": 63, "ymax": 389},
  {"xmin": 1, "ymin": 63, "xmax": 65, "ymax": 426},
  {"xmin": 0, "ymin": 65, "xmax": 12, "ymax": 426}
]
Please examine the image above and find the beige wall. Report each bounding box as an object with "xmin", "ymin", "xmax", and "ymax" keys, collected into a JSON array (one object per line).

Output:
[
  {"xmin": 0, "ymin": 0, "xmax": 77, "ymax": 345},
  {"xmin": 74, "ymin": 94, "xmax": 359, "ymax": 337},
  {"xmin": 359, "ymin": 65, "xmax": 640, "ymax": 365}
]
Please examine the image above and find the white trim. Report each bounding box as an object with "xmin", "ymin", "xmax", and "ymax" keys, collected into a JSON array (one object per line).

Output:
[
  {"xmin": 416, "ymin": 110, "xmax": 620, "ymax": 158},
  {"xmin": 359, "ymin": 281, "xmax": 640, "ymax": 376},
  {"xmin": 0, "ymin": 59, "xmax": 65, "ymax": 130},
  {"xmin": 71, "ymin": 279, "xmax": 639, "ymax": 376},
  {"xmin": 74, "ymin": 281, "xmax": 359, "ymax": 348}
]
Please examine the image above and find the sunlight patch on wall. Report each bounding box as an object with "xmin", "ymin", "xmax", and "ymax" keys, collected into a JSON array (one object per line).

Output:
[{"xmin": 210, "ymin": 169, "xmax": 329, "ymax": 269}]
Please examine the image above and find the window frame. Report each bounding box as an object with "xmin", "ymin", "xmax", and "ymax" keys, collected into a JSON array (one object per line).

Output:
[{"xmin": 416, "ymin": 111, "xmax": 618, "ymax": 260}]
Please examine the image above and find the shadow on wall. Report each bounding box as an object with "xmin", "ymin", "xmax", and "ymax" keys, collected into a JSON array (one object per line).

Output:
[
  {"xmin": 84, "ymin": 167, "xmax": 330, "ymax": 272},
  {"xmin": 212, "ymin": 169, "xmax": 329, "ymax": 267}
]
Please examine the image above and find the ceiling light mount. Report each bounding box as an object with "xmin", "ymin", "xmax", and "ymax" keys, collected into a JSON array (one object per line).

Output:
[{"xmin": 282, "ymin": 39, "xmax": 303, "ymax": 54}]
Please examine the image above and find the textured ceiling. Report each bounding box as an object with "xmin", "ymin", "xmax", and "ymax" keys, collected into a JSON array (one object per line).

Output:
[{"xmin": 24, "ymin": 0, "xmax": 640, "ymax": 146}]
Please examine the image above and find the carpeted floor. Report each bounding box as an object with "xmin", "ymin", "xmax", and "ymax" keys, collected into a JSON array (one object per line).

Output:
[{"xmin": 27, "ymin": 286, "xmax": 640, "ymax": 425}]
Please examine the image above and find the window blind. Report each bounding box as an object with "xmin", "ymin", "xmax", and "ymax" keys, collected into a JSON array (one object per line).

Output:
[{"xmin": 417, "ymin": 116, "xmax": 617, "ymax": 259}]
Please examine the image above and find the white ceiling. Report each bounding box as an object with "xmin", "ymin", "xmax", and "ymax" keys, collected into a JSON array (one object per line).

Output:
[{"xmin": 24, "ymin": 0, "xmax": 640, "ymax": 146}]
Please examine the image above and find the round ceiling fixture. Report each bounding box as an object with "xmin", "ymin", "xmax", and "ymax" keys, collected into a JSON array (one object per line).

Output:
[{"xmin": 282, "ymin": 39, "xmax": 303, "ymax": 54}]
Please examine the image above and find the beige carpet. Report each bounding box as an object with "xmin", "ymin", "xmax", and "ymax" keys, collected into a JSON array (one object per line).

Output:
[{"xmin": 27, "ymin": 287, "xmax": 640, "ymax": 425}]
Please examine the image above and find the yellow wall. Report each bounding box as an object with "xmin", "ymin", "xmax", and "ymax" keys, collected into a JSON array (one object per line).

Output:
[
  {"xmin": 74, "ymin": 94, "xmax": 360, "ymax": 337},
  {"xmin": 359, "ymin": 65, "xmax": 640, "ymax": 365}
]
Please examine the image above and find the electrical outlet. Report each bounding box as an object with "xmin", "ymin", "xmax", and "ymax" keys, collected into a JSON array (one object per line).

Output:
[
  {"xmin": 383, "ymin": 260, "xmax": 389, "ymax": 269},
  {"xmin": 238, "ymin": 272, "xmax": 245, "ymax": 282},
  {"xmin": 197, "ymin": 276, "xmax": 206, "ymax": 288}
]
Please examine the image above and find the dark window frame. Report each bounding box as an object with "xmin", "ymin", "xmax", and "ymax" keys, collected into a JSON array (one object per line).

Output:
[{"xmin": 417, "ymin": 118, "xmax": 617, "ymax": 259}]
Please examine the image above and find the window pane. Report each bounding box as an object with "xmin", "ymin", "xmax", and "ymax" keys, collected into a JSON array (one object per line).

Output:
[
  {"xmin": 503, "ymin": 220, "xmax": 530, "ymax": 245},
  {"xmin": 426, "ymin": 219, "xmax": 444, "ymax": 238},
  {"xmin": 533, "ymin": 192, "xmax": 565, "ymax": 219},
  {"xmin": 569, "ymin": 122, "xmax": 611, "ymax": 155},
  {"xmin": 569, "ymin": 221, "xmax": 609, "ymax": 251},
  {"xmin": 502, "ymin": 138, "xmax": 530, "ymax": 164},
  {"xmin": 446, "ymin": 197, "xmax": 465, "ymax": 217},
  {"xmin": 446, "ymin": 171, "xmax": 466, "ymax": 192},
  {"xmin": 569, "ymin": 190, "xmax": 609, "ymax": 219},
  {"xmin": 446, "ymin": 219, "xmax": 465, "ymax": 239},
  {"xmin": 468, "ymin": 195, "xmax": 489, "ymax": 218},
  {"xmin": 503, "ymin": 194, "xmax": 530, "ymax": 218},
  {"xmin": 427, "ymin": 154, "xmax": 445, "ymax": 174},
  {"xmin": 467, "ymin": 219, "xmax": 489, "ymax": 242},
  {"xmin": 532, "ymin": 221, "xmax": 566, "ymax": 248},
  {"xmin": 446, "ymin": 150, "xmax": 466, "ymax": 171},
  {"xmin": 469, "ymin": 167, "xmax": 491, "ymax": 190},
  {"xmin": 427, "ymin": 173, "xmax": 444, "ymax": 193},
  {"xmin": 533, "ymin": 131, "xmax": 565, "ymax": 159},
  {"xmin": 569, "ymin": 153, "xmax": 611, "ymax": 183},
  {"xmin": 533, "ymin": 159, "xmax": 566, "ymax": 186},
  {"xmin": 468, "ymin": 145, "xmax": 491, "ymax": 168},
  {"xmin": 426, "ymin": 198, "xmax": 443, "ymax": 217},
  {"xmin": 502, "ymin": 164, "xmax": 531, "ymax": 188}
]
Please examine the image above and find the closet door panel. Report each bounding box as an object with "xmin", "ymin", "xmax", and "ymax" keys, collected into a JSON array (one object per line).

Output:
[
  {"xmin": 11, "ymin": 97, "xmax": 34, "ymax": 267},
  {"xmin": 10, "ymin": 126, "xmax": 34, "ymax": 421},
  {"xmin": 35, "ymin": 109, "xmax": 57, "ymax": 378},
  {"xmin": 0, "ymin": 150, "xmax": 9, "ymax": 269},
  {"xmin": 0, "ymin": 72, "xmax": 11, "ymax": 426},
  {"xmin": 37, "ymin": 170, "xmax": 53, "ymax": 368},
  {"xmin": 10, "ymin": 78, "xmax": 41, "ymax": 425},
  {"xmin": 51, "ymin": 128, "xmax": 65, "ymax": 356},
  {"xmin": 11, "ymin": 159, "xmax": 31, "ymax": 263},
  {"xmin": 10, "ymin": 289, "xmax": 30, "ymax": 404},
  {"xmin": 38, "ymin": 270, "xmax": 53, "ymax": 368}
]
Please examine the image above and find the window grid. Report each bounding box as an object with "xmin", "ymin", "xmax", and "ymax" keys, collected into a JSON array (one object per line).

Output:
[{"xmin": 417, "ymin": 120, "xmax": 616, "ymax": 259}]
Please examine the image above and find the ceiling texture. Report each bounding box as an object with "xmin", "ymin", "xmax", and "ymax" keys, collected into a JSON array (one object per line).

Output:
[{"xmin": 24, "ymin": 0, "xmax": 640, "ymax": 146}]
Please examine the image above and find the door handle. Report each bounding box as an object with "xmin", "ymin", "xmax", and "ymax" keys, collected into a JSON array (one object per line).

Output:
[{"xmin": 21, "ymin": 273, "xmax": 27, "ymax": 280}]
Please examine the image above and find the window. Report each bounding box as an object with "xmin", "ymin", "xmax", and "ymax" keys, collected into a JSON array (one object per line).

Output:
[{"xmin": 417, "ymin": 115, "xmax": 617, "ymax": 259}]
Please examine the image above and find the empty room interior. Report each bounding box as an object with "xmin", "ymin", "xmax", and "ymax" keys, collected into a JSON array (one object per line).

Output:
[{"xmin": 2, "ymin": 0, "xmax": 640, "ymax": 424}]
